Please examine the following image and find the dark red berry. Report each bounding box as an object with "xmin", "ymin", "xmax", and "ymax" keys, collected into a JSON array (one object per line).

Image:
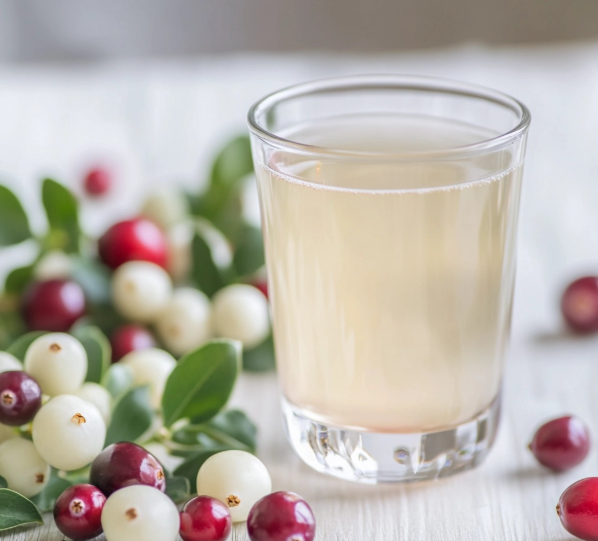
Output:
[
  {"xmin": 89, "ymin": 442, "xmax": 166, "ymax": 496},
  {"xmin": 562, "ymin": 277, "xmax": 598, "ymax": 333},
  {"xmin": 252, "ymin": 279, "xmax": 268, "ymax": 300},
  {"xmin": 247, "ymin": 492, "xmax": 315, "ymax": 541},
  {"xmin": 0, "ymin": 371, "xmax": 42, "ymax": 426},
  {"xmin": 22, "ymin": 279, "xmax": 86, "ymax": 332},
  {"xmin": 529, "ymin": 415, "xmax": 590, "ymax": 471},
  {"xmin": 179, "ymin": 496, "xmax": 232, "ymax": 541},
  {"xmin": 110, "ymin": 324, "xmax": 156, "ymax": 363},
  {"xmin": 557, "ymin": 477, "xmax": 598, "ymax": 541},
  {"xmin": 54, "ymin": 484, "xmax": 106, "ymax": 541},
  {"xmin": 84, "ymin": 167, "xmax": 112, "ymax": 197},
  {"xmin": 98, "ymin": 218, "xmax": 167, "ymax": 270}
]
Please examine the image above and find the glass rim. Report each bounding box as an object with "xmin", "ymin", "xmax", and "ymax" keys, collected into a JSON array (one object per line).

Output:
[{"xmin": 247, "ymin": 74, "xmax": 531, "ymax": 161}]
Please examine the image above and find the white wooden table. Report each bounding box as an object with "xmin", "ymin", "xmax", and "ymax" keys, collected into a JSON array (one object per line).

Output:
[{"xmin": 2, "ymin": 42, "xmax": 598, "ymax": 540}]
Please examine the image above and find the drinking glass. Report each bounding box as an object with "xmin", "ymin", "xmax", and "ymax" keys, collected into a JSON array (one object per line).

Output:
[{"xmin": 247, "ymin": 75, "xmax": 530, "ymax": 483}]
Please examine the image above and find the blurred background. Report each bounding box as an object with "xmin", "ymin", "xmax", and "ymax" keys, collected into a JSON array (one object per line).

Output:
[{"xmin": 1, "ymin": 0, "xmax": 598, "ymax": 338}]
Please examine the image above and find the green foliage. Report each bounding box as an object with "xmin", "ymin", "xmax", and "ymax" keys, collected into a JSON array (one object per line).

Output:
[
  {"xmin": 0, "ymin": 185, "xmax": 31, "ymax": 247},
  {"xmin": 173, "ymin": 448, "xmax": 232, "ymax": 487},
  {"xmin": 4, "ymin": 265, "xmax": 35, "ymax": 296},
  {"xmin": 0, "ymin": 489, "xmax": 43, "ymax": 531},
  {"xmin": 162, "ymin": 340, "xmax": 241, "ymax": 427},
  {"xmin": 42, "ymin": 178, "xmax": 80, "ymax": 253},
  {"xmin": 243, "ymin": 334, "xmax": 276, "ymax": 372},
  {"xmin": 191, "ymin": 232, "xmax": 227, "ymax": 298},
  {"xmin": 73, "ymin": 326, "xmax": 111, "ymax": 384},
  {"xmin": 102, "ymin": 363, "xmax": 134, "ymax": 399},
  {"xmin": 233, "ymin": 225, "xmax": 265, "ymax": 277},
  {"xmin": 105, "ymin": 386, "xmax": 154, "ymax": 446}
]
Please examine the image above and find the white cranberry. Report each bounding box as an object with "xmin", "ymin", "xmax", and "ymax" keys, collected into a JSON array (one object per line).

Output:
[
  {"xmin": 32, "ymin": 395, "xmax": 106, "ymax": 471},
  {"xmin": 155, "ymin": 288, "xmax": 212, "ymax": 356},
  {"xmin": 33, "ymin": 250, "xmax": 72, "ymax": 281},
  {"xmin": 111, "ymin": 261, "xmax": 172, "ymax": 323},
  {"xmin": 0, "ymin": 352, "xmax": 21, "ymax": 374},
  {"xmin": 24, "ymin": 333, "xmax": 87, "ymax": 396},
  {"xmin": 212, "ymin": 285, "xmax": 270, "ymax": 348},
  {"xmin": 196, "ymin": 450, "xmax": 272, "ymax": 523},
  {"xmin": 101, "ymin": 485, "xmax": 179, "ymax": 541},
  {"xmin": 140, "ymin": 189, "xmax": 189, "ymax": 230},
  {"xmin": 120, "ymin": 348, "xmax": 176, "ymax": 409},
  {"xmin": 0, "ymin": 438, "xmax": 50, "ymax": 497},
  {"xmin": 73, "ymin": 382, "xmax": 112, "ymax": 425}
]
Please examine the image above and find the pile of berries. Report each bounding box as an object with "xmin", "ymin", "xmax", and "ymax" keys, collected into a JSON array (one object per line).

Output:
[
  {"xmin": 53, "ymin": 447, "xmax": 315, "ymax": 541},
  {"xmin": 24, "ymin": 213, "xmax": 270, "ymax": 361}
]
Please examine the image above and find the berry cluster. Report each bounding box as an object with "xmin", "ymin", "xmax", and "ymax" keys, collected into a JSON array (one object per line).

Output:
[
  {"xmin": 21, "ymin": 215, "xmax": 270, "ymax": 362},
  {"xmin": 52, "ymin": 448, "xmax": 314, "ymax": 541}
]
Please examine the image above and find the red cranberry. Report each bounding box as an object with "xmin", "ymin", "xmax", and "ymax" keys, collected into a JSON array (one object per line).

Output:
[
  {"xmin": 110, "ymin": 324, "xmax": 156, "ymax": 363},
  {"xmin": 22, "ymin": 279, "xmax": 86, "ymax": 332},
  {"xmin": 89, "ymin": 442, "xmax": 166, "ymax": 496},
  {"xmin": 252, "ymin": 279, "xmax": 268, "ymax": 299},
  {"xmin": 98, "ymin": 218, "xmax": 167, "ymax": 270},
  {"xmin": 247, "ymin": 492, "xmax": 316, "ymax": 541},
  {"xmin": 529, "ymin": 415, "xmax": 590, "ymax": 471},
  {"xmin": 179, "ymin": 496, "xmax": 232, "ymax": 541},
  {"xmin": 562, "ymin": 277, "xmax": 598, "ymax": 333},
  {"xmin": 0, "ymin": 371, "xmax": 42, "ymax": 426},
  {"xmin": 84, "ymin": 167, "xmax": 112, "ymax": 197},
  {"xmin": 557, "ymin": 477, "xmax": 598, "ymax": 541},
  {"xmin": 54, "ymin": 484, "xmax": 106, "ymax": 541}
]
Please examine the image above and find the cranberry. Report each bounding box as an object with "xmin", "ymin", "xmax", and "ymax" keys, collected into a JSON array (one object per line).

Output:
[
  {"xmin": 179, "ymin": 496, "xmax": 232, "ymax": 541},
  {"xmin": 89, "ymin": 442, "xmax": 166, "ymax": 496},
  {"xmin": 22, "ymin": 279, "xmax": 86, "ymax": 332},
  {"xmin": 54, "ymin": 484, "xmax": 106, "ymax": 541},
  {"xmin": 0, "ymin": 371, "xmax": 42, "ymax": 426},
  {"xmin": 247, "ymin": 492, "xmax": 316, "ymax": 541},
  {"xmin": 252, "ymin": 279, "xmax": 268, "ymax": 300},
  {"xmin": 98, "ymin": 218, "xmax": 167, "ymax": 270},
  {"xmin": 529, "ymin": 415, "xmax": 590, "ymax": 471},
  {"xmin": 561, "ymin": 277, "xmax": 598, "ymax": 333},
  {"xmin": 110, "ymin": 324, "xmax": 156, "ymax": 363},
  {"xmin": 557, "ymin": 477, "xmax": 598, "ymax": 541},
  {"xmin": 83, "ymin": 167, "xmax": 111, "ymax": 197}
]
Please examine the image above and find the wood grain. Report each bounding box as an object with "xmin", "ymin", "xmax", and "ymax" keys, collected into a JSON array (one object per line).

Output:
[{"xmin": 2, "ymin": 335, "xmax": 595, "ymax": 540}]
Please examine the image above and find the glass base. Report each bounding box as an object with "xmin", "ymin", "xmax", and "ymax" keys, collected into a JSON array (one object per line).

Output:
[{"xmin": 282, "ymin": 396, "xmax": 501, "ymax": 484}]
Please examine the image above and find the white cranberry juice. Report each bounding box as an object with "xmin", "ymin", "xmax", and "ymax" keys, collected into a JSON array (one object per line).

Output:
[{"xmin": 257, "ymin": 114, "xmax": 523, "ymax": 432}]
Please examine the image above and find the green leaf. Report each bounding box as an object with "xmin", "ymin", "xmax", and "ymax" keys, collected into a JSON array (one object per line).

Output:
[
  {"xmin": 243, "ymin": 334, "xmax": 276, "ymax": 372},
  {"xmin": 71, "ymin": 258, "xmax": 111, "ymax": 304},
  {"xmin": 6, "ymin": 331, "xmax": 47, "ymax": 361},
  {"xmin": 162, "ymin": 340, "xmax": 241, "ymax": 427},
  {"xmin": 31, "ymin": 474, "xmax": 72, "ymax": 512},
  {"xmin": 165, "ymin": 475, "xmax": 190, "ymax": 504},
  {"xmin": 101, "ymin": 363, "xmax": 134, "ymax": 399},
  {"xmin": 233, "ymin": 225, "xmax": 265, "ymax": 277},
  {"xmin": 0, "ymin": 311, "xmax": 26, "ymax": 352},
  {"xmin": 4, "ymin": 265, "xmax": 35, "ymax": 295},
  {"xmin": 42, "ymin": 178, "xmax": 80, "ymax": 253},
  {"xmin": 199, "ymin": 136, "xmax": 253, "ymax": 220},
  {"xmin": 0, "ymin": 476, "xmax": 7, "ymax": 489},
  {"xmin": 174, "ymin": 410, "xmax": 257, "ymax": 453},
  {"xmin": 0, "ymin": 185, "xmax": 31, "ymax": 247},
  {"xmin": 73, "ymin": 326, "xmax": 111, "ymax": 384},
  {"xmin": 105, "ymin": 386, "xmax": 154, "ymax": 446},
  {"xmin": 0, "ymin": 489, "xmax": 43, "ymax": 531},
  {"xmin": 86, "ymin": 303, "xmax": 125, "ymax": 337},
  {"xmin": 173, "ymin": 447, "xmax": 232, "ymax": 488},
  {"xmin": 191, "ymin": 233, "xmax": 227, "ymax": 298}
]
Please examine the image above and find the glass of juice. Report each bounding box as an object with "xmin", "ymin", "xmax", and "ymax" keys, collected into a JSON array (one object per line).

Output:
[{"xmin": 247, "ymin": 75, "xmax": 531, "ymax": 483}]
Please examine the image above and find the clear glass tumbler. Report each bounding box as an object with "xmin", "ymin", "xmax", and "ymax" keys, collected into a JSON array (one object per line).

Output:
[{"xmin": 247, "ymin": 75, "xmax": 530, "ymax": 483}]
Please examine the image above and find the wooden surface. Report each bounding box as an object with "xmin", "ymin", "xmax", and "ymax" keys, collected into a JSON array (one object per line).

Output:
[
  {"xmin": 1, "ymin": 43, "xmax": 598, "ymax": 539},
  {"xmin": 2, "ymin": 333, "xmax": 598, "ymax": 540}
]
